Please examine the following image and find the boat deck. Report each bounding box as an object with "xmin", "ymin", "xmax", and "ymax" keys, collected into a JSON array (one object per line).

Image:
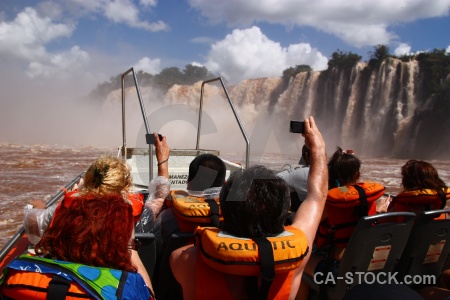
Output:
[{"xmin": 124, "ymin": 148, "xmax": 243, "ymax": 191}]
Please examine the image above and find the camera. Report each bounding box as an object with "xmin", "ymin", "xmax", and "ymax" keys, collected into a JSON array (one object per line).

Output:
[
  {"xmin": 290, "ymin": 121, "xmax": 305, "ymax": 134},
  {"xmin": 146, "ymin": 133, "xmax": 163, "ymax": 145}
]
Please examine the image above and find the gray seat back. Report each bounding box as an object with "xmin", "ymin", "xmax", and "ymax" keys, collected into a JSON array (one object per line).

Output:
[
  {"xmin": 303, "ymin": 212, "xmax": 415, "ymax": 300},
  {"xmin": 397, "ymin": 209, "xmax": 450, "ymax": 282},
  {"xmin": 153, "ymin": 232, "xmax": 194, "ymax": 300},
  {"xmin": 135, "ymin": 232, "xmax": 157, "ymax": 280}
]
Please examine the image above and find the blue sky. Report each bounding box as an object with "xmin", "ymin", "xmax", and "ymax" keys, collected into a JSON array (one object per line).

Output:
[
  {"xmin": 1, "ymin": 0, "xmax": 449, "ymax": 86},
  {"xmin": 0, "ymin": 0, "xmax": 449, "ymax": 146}
]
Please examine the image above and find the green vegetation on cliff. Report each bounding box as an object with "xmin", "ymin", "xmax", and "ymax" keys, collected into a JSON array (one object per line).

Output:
[
  {"xmin": 90, "ymin": 64, "xmax": 216, "ymax": 100},
  {"xmin": 91, "ymin": 47, "xmax": 448, "ymax": 106}
]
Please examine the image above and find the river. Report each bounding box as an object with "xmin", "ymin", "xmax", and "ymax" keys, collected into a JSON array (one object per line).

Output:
[{"xmin": 1, "ymin": 143, "xmax": 449, "ymax": 250}]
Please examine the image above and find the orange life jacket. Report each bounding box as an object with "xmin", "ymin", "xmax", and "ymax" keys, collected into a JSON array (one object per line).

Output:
[
  {"xmin": 1, "ymin": 269, "xmax": 90, "ymax": 299},
  {"xmin": 167, "ymin": 189, "xmax": 222, "ymax": 232},
  {"xmin": 194, "ymin": 226, "xmax": 309, "ymax": 300},
  {"xmin": 316, "ymin": 182, "xmax": 385, "ymax": 248},
  {"xmin": 52, "ymin": 190, "xmax": 144, "ymax": 226},
  {"xmin": 391, "ymin": 188, "xmax": 449, "ymax": 221},
  {"xmin": 0, "ymin": 254, "xmax": 152, "ymax": 300}
]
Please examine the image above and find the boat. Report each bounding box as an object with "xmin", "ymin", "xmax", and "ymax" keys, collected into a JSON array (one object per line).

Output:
[
  {"xmin": 0, "ymin": 67, "xmax": 250, "ymax": 281},
  {"xmin": 119, "ymin": 68, "xmax": 248, "ymax": 191},
  {"xmin": 3, "ymin": 68, "xmax": 450, "ymax": 300}
]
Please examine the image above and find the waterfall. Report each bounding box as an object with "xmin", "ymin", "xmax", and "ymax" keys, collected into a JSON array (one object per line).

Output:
[{"xmin": 114, "ymin": 57, "xmax": 448, "ymax": 160}]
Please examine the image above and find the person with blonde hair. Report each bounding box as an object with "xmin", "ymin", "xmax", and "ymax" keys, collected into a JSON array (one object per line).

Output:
[
  {"xmin": 82, "ymin": 154, "xmax": 133, "ymax": 197},
  {"xmin": 22, "ymin": 132, "xmax": 171, "ymax": 292},
  {"xmin": 57, "ymin": 154, "xmax": 148, "ymax": 225}
]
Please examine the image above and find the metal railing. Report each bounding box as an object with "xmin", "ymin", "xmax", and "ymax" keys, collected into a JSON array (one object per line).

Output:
[
  {"xmin": 120, "ymin": 67, "xmax": 154, "ymax": 184},
  {"xmin": 120, "ymin": 70, "xmax": 250, "ymax": 180},
  {"xmin": 197, "ymin": 77, "xmax": 250, "ymax": 169}
]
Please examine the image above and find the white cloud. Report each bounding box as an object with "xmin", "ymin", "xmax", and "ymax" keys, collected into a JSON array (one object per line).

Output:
[
  {"xmin": 0, "ymin": 7, "xmax": 91, "ymax": 78},
  {"xmin": 59, "ymin": 0, "xmax": 168, "ymax": 31},
  {"xmin": 0, "ymin": 7, "xmax": 74, "ymax": 61},
  {"xmin": 104, "ymin": 0, "xmax": 169, "ymax": 31},
  {"xmin": 35, "ymin": 1, "xmax": 65, "ymax": 20},
  {"xmin": 285, "ymin": 43, "xmax": 329, "ymax": 71},
  {"xmin": 191, "ymin": 61, "xmax": 205, "ymax": 67},
  {"xmin": 0, "ymin": 2, "xmax": 169, "ymax": 80},
  {"xmin": 26, "ymin": 46, "xmax": 90, "ymax": 78},
  {"xmin": 446, "ymin": 45, "xmax": 450, "ymax": 54},
  {"xmin": 188, "ymin": 0, "xmax": 450, "ymax": 48},
  {"xmin": 204, "ymin": 26, "xmax": 328, "ymax": 84},
  {"xmin": 394, "ymin": 43, "xmax": 412, "ymax": 56},
  {"xmin": 67, "ymin": 0, "xmax": 104, "ymax": 13},
  {"xmin": 134, "ymin": 57, "xmax": 161, "ymax": 74}
]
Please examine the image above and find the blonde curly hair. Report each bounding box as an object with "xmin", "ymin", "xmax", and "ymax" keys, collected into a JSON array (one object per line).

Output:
[{"xmin": 81, "ymin": 155, "xmax": 132, "ymax": 199}]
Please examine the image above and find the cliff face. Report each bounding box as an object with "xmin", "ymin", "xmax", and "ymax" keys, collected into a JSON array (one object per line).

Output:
[
  {"xmin": 113, "ymin": 57, "xmax": 449, "ymax": 159},
  {"xmin": 272, "ymin": 59, "xmax": 427, "ymax": 158},
  {"xmin": 164, "ymin": 58, "xmax": 449, "ymax": 159}
]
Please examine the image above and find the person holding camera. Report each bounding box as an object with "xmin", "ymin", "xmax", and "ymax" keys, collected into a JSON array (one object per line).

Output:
[{"xmin": 169, "ymin": 116, "xmax": 328, "ymax": 300}]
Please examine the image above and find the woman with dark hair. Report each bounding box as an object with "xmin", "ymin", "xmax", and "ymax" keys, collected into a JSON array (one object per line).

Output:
[
  {"xmin": 401, "ymin": 159, "xmax": 447, "ymax": 191},
  {"xmin": 327, "ymin": 148, "xmax": 360, "ymax": 189},
  {"xmin": 383, "ymin": 160, "xmax": 449, "ymax": 217},
  {"xmin": 298, "ymin": 147, "xmax": 385, "ymax": 300},
  {"xmin": 319, "ymin": 147, "xmax": 385, "ymax": 250}
]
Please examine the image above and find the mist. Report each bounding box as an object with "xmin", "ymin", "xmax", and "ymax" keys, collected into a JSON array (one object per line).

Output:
[
  {"xmin": 114, "ymin": 82, "xmax": 306, "ymax": 160},
  {"xmin": 0, "ymin": 68, "xmax": 381, "ymax": 163},
  {"xmin": 2, "ymin": 60, "xmax": 449, "ymax": 164},
  {"xmin": 0, "ymin": 59, "xmax": 135, "ymax": 149}
]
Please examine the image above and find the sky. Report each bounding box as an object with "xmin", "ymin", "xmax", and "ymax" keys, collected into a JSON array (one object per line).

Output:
[{"xmin": 0, "ymin": 0, "xmax": 450, "ymax": 146}]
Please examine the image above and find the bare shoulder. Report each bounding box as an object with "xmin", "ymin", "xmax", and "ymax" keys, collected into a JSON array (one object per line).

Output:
[
  {"xmin": 170, "ymin": 244, "xmax": 197, "ymax": 277},
  {"xmin": 170, "ymin": 244, "xmax": 197, "ymax": 300}
]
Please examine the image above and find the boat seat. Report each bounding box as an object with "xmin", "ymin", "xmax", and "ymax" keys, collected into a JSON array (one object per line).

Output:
[
  {"xmin": 396, "ymin": 209, "xmax": 450, "ymax": 285},
  {"xmin": 153, "ymin": 232, "xmax": 194, "ymax": 300},
  {"xmin": 135, "ymin": 232, "xmax": 157, "ymax": 281},
  {"xmin": 302, "ymin": 212, "xmax": 415, "ymax": 300}
]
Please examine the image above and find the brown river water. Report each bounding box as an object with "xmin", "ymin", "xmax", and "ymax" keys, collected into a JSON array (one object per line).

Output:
[{"xmin": 1, "ymin": 143, "xmax": 449, "ymax": 250}]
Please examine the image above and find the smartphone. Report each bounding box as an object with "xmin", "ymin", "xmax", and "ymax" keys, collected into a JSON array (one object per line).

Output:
[
  {"xmin": 146, "ymin": 133, "xmax": 163, "ymax": 144},
  {"xmin": 290, "ymin": 121, "xmax": 305, "ymax": 134}
]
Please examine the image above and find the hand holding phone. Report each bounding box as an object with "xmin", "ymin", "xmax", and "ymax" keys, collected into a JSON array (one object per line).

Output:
[
  {"xmin": 146, "ymin": 133, "xmax": 163, "ymax": 145},
  {"xmin": 290, "ymin": 121, "xmax": 305, "ymax": 134}
]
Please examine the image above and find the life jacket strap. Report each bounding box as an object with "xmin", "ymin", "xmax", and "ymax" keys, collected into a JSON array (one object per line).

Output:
[
  {"xmin": 317, "ymin": 220, "xmax": 358, "ymax": 256},
  {"xmin": 252, "ymin": 237, "xmax": 276, "ymax": 300},
  {"xmin": 205, "ymin": 198, "xmax": 220, "ymax": 227},
  {"xmin": 353, "ymin": 185, "xmax": 368, "ymax": 217},
  {"xmin": 47, "ymin": 275, "xmax": 71, "ymax": 300},
  {"xmin": 318, "ymin": 220, "xmax": 359, "ymax": 233},
  {"xmin": 438, "ymin": 189, "xmax": 447, "ymax": 209},
  {"xmin": 116, "ymin": 271, "xmax": 129, "ymax": 299}
]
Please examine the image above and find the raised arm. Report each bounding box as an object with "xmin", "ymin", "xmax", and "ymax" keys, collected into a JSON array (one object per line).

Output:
[
  {"xmin": 143, "ymin": 133, "xmax": 171, "ymax": 213},
  {"xmin": 154, "ymin": 132, "xmax": 170, "ymax": 179},
  {"xmin": 291, "ymin": 116, "xmax": 328, "ymax": 248}
]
